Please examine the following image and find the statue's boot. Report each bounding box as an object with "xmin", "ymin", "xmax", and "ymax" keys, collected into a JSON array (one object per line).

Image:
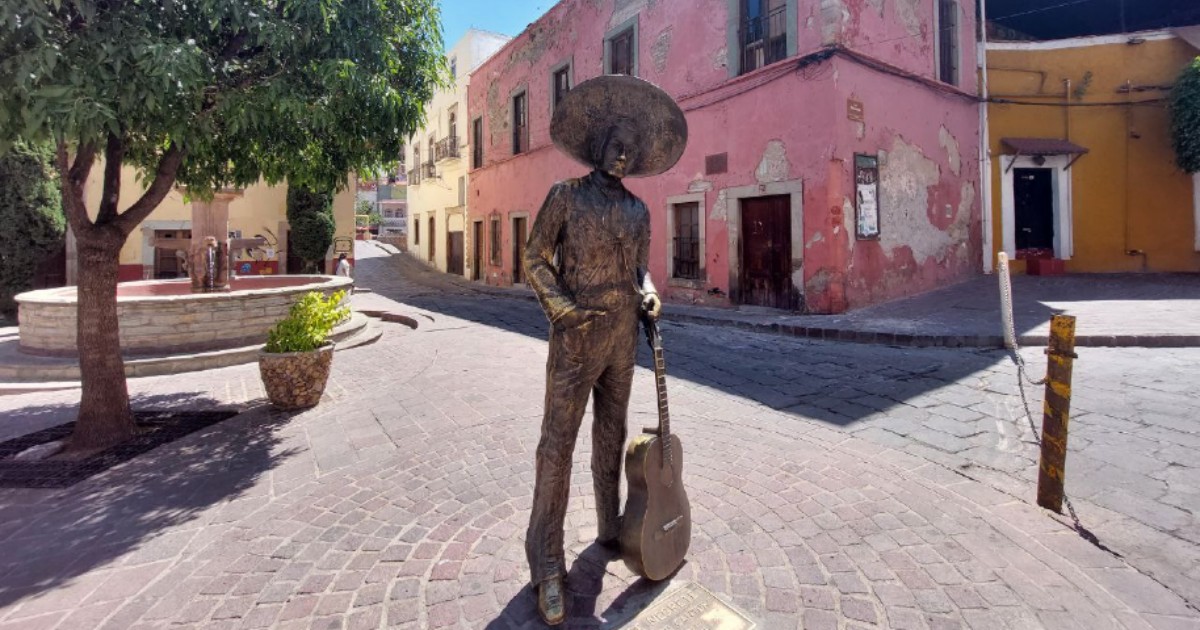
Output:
[{"xmin": 537, "ymin": 577, "xmax": 566, "ymax": 626}]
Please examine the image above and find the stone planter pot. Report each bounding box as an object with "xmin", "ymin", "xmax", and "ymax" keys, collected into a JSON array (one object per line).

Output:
[{"xmin": 258, "ymin": 343, "xmax": 335, "ymax": 410}]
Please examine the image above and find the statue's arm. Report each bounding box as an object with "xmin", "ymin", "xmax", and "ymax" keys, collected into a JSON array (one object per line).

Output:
[
  {"xmin": 635, "ymin": 203, "xmax": 661, "ymax": 319},
  {"xmin": 524, "ymin": 183, "xmax": 576, "ymax": 325},
  {"xmin": 635, "ymin": 202, "xmax": 657, "ymax": 295}
]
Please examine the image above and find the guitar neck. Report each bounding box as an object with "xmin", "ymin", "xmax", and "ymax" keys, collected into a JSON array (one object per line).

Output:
[{"xmin": 653, "ymin": 346, "xmax": 669, "ymax": 438}]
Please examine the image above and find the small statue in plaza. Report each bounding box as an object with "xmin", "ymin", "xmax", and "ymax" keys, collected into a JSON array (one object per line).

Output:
[{"xmin": 522, "ymin": 75, "xmax": 688, "ymax": 626}]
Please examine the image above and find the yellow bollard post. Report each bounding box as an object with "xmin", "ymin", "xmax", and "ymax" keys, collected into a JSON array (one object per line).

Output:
[{"xmin": 1037, "ymin": 314, "xmax": 1077, "ymax": 513}]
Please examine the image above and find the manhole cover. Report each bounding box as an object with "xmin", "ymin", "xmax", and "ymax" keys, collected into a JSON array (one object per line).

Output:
[{"xmin": 627, "ymin": 582, "xmax": 756, "ymax": 629}]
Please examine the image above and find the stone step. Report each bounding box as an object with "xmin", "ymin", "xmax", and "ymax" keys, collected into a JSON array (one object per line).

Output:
[{"xmin": 0, "ymin": 312, "xmax": 382, "ymax": 391}]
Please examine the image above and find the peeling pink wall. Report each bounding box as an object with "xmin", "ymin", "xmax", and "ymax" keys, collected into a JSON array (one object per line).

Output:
[{"xmin": 468, "ymin": 0, "xmax": 979, "ymax": 313}]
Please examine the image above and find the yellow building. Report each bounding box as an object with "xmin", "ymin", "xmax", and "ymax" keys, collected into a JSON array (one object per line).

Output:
[
  {"xmin": 405, "ymin": 29, "xmax": 510, "ymax": 277},
  {"xmin": 986, "ymin": 29, "xmax": 1200, "ymax": 273},
  {"xmin": 76, "ymin": 165, "xmax": 356, "ymax": 282}
]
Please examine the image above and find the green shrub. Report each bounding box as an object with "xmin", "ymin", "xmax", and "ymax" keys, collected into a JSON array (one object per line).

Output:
[
  {"xmin": 286, "ymin": 186, "xmax": 336, "ymax": 272},
  {"xmin": 1170, "ymin": 57, "xmax": 1200, "ymax": 174},
  {"xmin": 264, "ymin": 290, "xmax": 350, "ymax": 353},
  {"xmin": 0, "ymin": 141, "xmax": 65, "ymax": 314}
]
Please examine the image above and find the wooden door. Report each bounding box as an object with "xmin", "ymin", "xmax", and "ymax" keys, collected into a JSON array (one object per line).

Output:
[
  {"xmin": 739, "ymin": 195, "xmax": 792, "ymax": 309},
  {"xmin": 512, "ymin": 217, "xmax": 528, "ymax": 284},
  {"xmin": 447, "ymin": 231, "xmax": 464, "ymax": 276},
  {"xmin": 472, "ymin": 221, "xmax": 483, "ymax": 280}
]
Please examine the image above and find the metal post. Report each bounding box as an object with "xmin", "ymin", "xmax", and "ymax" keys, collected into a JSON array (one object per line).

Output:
[{"xmin": 1037, "ymin": 314, "xmax": 1077, "ymax": 513}]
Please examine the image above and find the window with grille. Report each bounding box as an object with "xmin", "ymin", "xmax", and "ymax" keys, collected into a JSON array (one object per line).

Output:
[
  {"xmin": 450, "ymin": 56, "xmax": 457, "ymax": 80},
  {"xmin": 738, "ymin": 0, "xmax": 788, "ymax": 74},
  {"xmin": 608, "ymin": 28, "xmax": 634, "ymax": 75},
  {"xmin": 937, "ymin": 0, "xmax": 959, "ymax": 86},
  {"xmin": 672, "ymin": 202, "xmax": 701, "ymax": 280},
  {"xmin": 472, "ymin": 117, "xmax": 484, "ymax": 168},
  {"xmin": 553, "ymin": 66, "xmax": 571, "ymax": 109},
  {"xmin": 490, "ymin": 217, "xmax": 501, "ymax": 265},
  {"xmin": 512, "ymin": 92, "xmax": 528, "ymax": 155}
]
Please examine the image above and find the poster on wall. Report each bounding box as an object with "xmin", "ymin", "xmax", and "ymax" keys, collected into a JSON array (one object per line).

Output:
[{"xmin": 855, "ymin": 154, "xmax": 880, "ymax": 239}]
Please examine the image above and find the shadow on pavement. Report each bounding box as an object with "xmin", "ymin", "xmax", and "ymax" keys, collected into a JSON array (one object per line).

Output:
[
  {"xmin": 0, "ymin": 394, "xmax": 301, "ymax": 609},
  {"xmin": 484, "ymin": 540, "xmax": 673, "ymax": 628},
  {"xmin": 356, "ymin": 252, "xmax": 1009, "ymax": 429}
]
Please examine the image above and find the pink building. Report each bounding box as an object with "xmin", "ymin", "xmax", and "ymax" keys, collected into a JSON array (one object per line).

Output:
[{"xmin": 466, "ymin": 0, "xmax": 980, "ymax": 313}]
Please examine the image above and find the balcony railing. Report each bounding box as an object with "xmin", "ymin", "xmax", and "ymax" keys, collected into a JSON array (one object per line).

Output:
[
  {"xmin": 435, "ymin": 136, "xmax": 461, "ymax": 161},
  {"xmin": 407, "ymin": 167, "xmax": 421, "ymax": 185},
  {"xmin": 739, "ymin": 5, "xmax": 788, "ymax": 74},
  {"xmin": 422, "ymin": 160, "xmax": 437, "ymax": 178}
]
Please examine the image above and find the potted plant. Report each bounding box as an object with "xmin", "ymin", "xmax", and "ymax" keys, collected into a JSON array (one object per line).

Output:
[{"xmin": 259, "ymin": 290, "xmax": 350, "ymax": 410}]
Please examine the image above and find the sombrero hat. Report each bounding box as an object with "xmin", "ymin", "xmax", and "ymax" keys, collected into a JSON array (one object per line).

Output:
[{"xmin": 549, "ymin": 75, "xmax": 688, "ymax": 178}]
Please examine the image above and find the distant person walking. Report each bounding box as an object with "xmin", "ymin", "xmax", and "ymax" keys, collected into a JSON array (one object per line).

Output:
[{"xmin": 335, "ymin": 253, "xmax": 353, "ymax": 278}]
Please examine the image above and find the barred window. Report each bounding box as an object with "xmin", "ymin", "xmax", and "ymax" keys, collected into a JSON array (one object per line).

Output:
[{"xmin": 672, "ymin": 202, "xmax": 701, "ymax": 280}]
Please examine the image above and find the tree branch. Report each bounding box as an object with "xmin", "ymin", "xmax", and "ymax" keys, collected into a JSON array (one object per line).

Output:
[
  {"xmin": 113, "ymin": 143, "xmax": 186, "ymax": 236},
  {"xmin": 57, "ymin": 140, "xmax": 96, "ymax": 236},
  {"xmin": 97, "ymin": 133, "xmax": 125, "ymax": 225}
]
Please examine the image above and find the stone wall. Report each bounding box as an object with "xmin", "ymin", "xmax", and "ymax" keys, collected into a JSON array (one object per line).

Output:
[{"xmin": 16, "ymin": 276, "xmax": 353, "ymax": 357}]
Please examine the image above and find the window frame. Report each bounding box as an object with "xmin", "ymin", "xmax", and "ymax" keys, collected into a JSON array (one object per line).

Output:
[
  {"xmin": 603, "ymin": 16, "xmax": 639, "ymax": 77},
  {"xmin": 935, "ymin": 0, "xmax": 960, "ymax": 86},
  {"xmin": 549, "ymin": 58, "xmax": 573, "ymax": 114},
  {"xmin": 489, "ymin": 216, "xmax": 502, "ymax": 266},
  {"xmin": 665, "ymin": 192, "xmax": 707, "ymax": 288},
  {"xmin": 511, "ymin": 90, "xmax": 529, "ymax": 155},
  {"xmin": 727, "ymin": 0, "xmax": 797, "ymax": 78},
  {"xmin": 471, "ymin": 116, "xmax": 484, "ymax": 169},
  {"xmin": 413, "ymin": 214, "xmax": 420, "ymax": 245}
]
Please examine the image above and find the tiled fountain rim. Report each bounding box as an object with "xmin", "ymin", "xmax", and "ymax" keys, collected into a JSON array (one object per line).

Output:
[{"xmin": 14, "ymin": 275, "xmax": 352, "ymax": 306}]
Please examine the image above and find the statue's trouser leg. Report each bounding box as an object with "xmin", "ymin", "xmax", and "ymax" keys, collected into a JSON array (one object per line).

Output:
[
  {"xmin": 526, "ymin": 326, "xmax": 600, "ymax": 586},
  {"xmin": 591, "ymin": 314, "xmax": 637, "ymax": 541}
]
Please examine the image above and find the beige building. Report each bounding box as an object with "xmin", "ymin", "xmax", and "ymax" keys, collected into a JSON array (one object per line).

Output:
[
  {"xmin": 406, "ymin": 29, "xmax": 510, "ymax": 276},
  {"xmin": 78, "ymin": 166, "xmax": 356, "ymax": 282}
]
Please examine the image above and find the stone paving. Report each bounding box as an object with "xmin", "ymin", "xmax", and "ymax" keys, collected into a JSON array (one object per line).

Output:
[{"xmin": 0, "ymin": 244, "xmax": 1196, "ymax": 629}]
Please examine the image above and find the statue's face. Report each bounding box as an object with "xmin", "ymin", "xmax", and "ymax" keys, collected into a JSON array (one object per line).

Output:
[{"xmin": 600, "ymin": 126, "xmax": 637, "ymax": 179}]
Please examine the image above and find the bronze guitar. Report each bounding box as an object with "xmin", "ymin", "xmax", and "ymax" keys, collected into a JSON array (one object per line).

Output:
[{"xmin": 620, "ymin": 317, "xmax": 691, "ymax": 581}]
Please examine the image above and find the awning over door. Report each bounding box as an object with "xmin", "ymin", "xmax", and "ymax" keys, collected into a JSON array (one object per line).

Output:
[
  {"xmin": 1000, "ymin": 137, "xmax": 1089, "ymax": 172},
  {"xmin": 1001, "ymin": 137, "xmax": 1089, "ymax": 156}
]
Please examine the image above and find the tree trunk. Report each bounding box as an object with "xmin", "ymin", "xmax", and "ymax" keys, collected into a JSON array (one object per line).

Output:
[{"xmin": 67, "ymin": 230, "xmax": 136, "ymax": 451}]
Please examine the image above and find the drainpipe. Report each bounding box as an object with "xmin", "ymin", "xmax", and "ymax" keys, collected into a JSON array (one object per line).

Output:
[{"xmin": 979, "ymin": 0, "xmax": 994, "ymax": 273}]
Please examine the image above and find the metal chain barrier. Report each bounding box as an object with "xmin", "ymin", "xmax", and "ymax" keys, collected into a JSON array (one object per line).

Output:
[{"xmin": 995, "ymin": 254, "xmax": 1119, "ymax": 556}]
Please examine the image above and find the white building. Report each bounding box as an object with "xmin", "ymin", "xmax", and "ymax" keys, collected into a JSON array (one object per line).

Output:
[{"xmin": 406, "ymin": 29, "xmax": 510, "ymax": 275}]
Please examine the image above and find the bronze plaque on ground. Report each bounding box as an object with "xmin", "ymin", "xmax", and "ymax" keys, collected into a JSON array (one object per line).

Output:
[{"xmin": 627, "ymin": 582, "xmax": 756, "ymax": 629}]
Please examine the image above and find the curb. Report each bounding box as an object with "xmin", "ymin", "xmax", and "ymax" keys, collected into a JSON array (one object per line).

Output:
[{"xmin": 389, "ymin": 256, "xmax": 1200, "ymax": 350}]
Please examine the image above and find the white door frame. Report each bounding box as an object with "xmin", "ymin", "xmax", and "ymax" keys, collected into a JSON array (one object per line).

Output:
[{"xmin": 1000, "ymin": 154, "xmax": 1073, "ymax": 259}]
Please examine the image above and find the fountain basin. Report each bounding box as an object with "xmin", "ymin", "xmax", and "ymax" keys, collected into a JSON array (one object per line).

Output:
[{"xmin": 16, "ymin": 275, "xmax": 353, "ymax": 358}]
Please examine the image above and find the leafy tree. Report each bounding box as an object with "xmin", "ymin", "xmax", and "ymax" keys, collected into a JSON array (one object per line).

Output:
[
  {"xmin": 0, "ymin": 141, "xmax": 66, "ymax": 315},
  {"xmin": 1171, "ymin": 57, "xmax": 1200, "ymax": 174},
  {"xmin": 286, "ymin": 186, "xmax": 336, "ymax": 273},
  {"xmin": 0, "ymin": 0, "xmax": 444, "ymax": 450}
]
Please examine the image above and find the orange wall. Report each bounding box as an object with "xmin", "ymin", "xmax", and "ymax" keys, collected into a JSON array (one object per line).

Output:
[{"xmin": 987, "ymin": 33, "xmax": 1199, "ymax": 272}]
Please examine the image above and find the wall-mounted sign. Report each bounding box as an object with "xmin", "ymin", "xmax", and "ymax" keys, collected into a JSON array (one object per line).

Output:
[
  {"xmin": 847, "ymin": 99, "xmax": 865, "ymax": 123},
  {"xmin": 855, "ymin": 154, "xmax": 880, "ymax": 240},
  {"xmin": 333, "ymin": 237, "xmax": 354, "ymax": 253}
]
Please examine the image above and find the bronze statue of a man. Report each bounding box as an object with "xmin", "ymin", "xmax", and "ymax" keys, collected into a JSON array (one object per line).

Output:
[{"xmin": 522, "ymin": 75, "xmax": 687, "ymax": 626}]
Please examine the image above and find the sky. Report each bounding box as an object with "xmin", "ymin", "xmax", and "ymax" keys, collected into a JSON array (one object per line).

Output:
[{"xmin": 438, "ymin": 0, "xmax": 553, "ymax": 50}]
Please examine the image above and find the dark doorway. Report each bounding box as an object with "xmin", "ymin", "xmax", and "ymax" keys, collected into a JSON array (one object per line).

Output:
[
  {"xmin": 1013, "ymin": 168, "xmax": 1055, "ymax": 256},
  {"xmin": 153, "ymin": 230, "xmax": 191, "ymax": 279},
  {"xmin": 739, "ymin": 195, "xmax": 792, "ymax": 309},
  {"xmin": 285, "ymin": 229, "xmax": 305, "ymax": 274},
  {"xmin": 447, "ymin": 231, "xmax": 464, "ymax": 276},
  {"xmin": 32, "ymin": 242, "xmax": 67, "ymax": 289},
  {"xmin": 428, "ymin": 217, "xmax": 436, "ymax": 263},
  {"xmin": 472, "ymin": 221, "xmax": 483, "ymax": 281},
  {"xmin": 512, "ymin": 216, "xmax": 528, "ymax": 285}
]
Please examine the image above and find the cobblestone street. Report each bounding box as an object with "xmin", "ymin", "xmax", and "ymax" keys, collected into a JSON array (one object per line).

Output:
[{"xmin": 0, "ymin": 245, "xmax": 1197, "ymax": 629}]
